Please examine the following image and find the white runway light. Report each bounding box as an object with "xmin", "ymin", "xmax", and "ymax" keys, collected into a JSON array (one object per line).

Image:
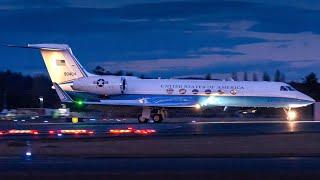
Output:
[
  {"xmin": 287, "ymin": 111, "xmax": 297, "ymax": 121},
  {"xmin": 25, "ymin": 151, "xmax": 32, "ymax": 156}
]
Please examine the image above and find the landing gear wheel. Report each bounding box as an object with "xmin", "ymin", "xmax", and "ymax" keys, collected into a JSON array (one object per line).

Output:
[
  {"xmin": 138, "ymin": 115, "xmax": 148, "ymax": 123},
  {"xmin": 152, "ymin": 114, "xmax": 163, "ymax": 123}
]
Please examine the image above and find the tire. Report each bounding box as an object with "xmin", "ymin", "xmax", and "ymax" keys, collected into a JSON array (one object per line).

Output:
[
  {"xmin": 152, "ymin": 114, "xmax": 163, "ymax": 123},
  {"xmin": 138, "ymin": 115, "xmax": 148, "ymax": 123},
  {"xmin": 162, "ymin": 110, "xmax": 168, "ymax": 119}
]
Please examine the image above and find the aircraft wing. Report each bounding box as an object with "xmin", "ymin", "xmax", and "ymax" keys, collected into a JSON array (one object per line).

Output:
[
  {"xmin": 78, "ymin": 98, "xmax": 198, "ymax": 108},
  {"xmin": 99, "ymin": 98, "xmax": 199, "ymax": 107},
  {"xmin": 54, "ymin": 83, "xmax": 200, "ymax": 108}
]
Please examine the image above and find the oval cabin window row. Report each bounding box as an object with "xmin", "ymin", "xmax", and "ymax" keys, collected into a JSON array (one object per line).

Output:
[{"xmin": 166, "ymin": 88, "xmax": 238, "ymax": 95}]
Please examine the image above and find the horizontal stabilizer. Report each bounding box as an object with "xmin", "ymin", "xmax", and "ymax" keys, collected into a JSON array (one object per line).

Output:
[
  {"xmin": 4, "ymin": 43, "xmax": 70, "ymax": 50},
  {"xmin": 53, "ymin": 83, "xmax": 74, "ymax": 103}
]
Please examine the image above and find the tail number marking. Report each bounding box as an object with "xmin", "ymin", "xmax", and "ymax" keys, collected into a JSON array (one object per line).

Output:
[{"xmin": 64, "ymin": 72, "xmax": 77, "ymax": 76}]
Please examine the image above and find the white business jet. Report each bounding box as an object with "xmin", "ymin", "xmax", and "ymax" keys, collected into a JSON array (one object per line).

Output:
[{"xmin": 10, "ymin": 44, "xmax": 315, "ymax": 123}]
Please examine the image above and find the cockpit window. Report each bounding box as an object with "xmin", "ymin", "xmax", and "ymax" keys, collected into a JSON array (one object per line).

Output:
[
  {"xmin": 286, "ymin": 86, "xmax": 296, "ymax": 91},
  {"xmin": 280, "ymin": 86, "xmax": 288, "ymax": 91},
  {"xmin": 280, "ymin": 85, "xmax": 296, "ymax": 91}
]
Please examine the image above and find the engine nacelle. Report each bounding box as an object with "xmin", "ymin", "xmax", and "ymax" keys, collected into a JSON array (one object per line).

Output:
[{"xmin": 72, "ymin": 76, "xmax": 124, "ymax": 95}]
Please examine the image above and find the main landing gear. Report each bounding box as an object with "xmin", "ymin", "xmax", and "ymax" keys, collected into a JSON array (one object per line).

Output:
[
  {"xmin": 138, "ymin": 107, "xmax": 168, "ymax": 123},
  {"xmin": 283, "ymin": 108, "xmax": 298, "ymax": 121}
]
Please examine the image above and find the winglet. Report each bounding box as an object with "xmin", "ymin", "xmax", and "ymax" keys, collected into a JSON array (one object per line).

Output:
[{"xmin": 52, "ymin": 83, "xmax": 74, "ymax": 103}]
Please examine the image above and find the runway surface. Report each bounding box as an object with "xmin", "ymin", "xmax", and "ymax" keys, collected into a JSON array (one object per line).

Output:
[
  {"xmin": 1, "ymin": 156, "xmax": 320, "ymax": 179},
  {"xmin": 0, "ymin": 118, "xmax": 319, "ymax": 139},
  {"xmin": 2, "ymin": 156, "xmax": 319, "ymax": 172},
  {"xmin": 1, "ymin": 118, "xmax": 320, "ymax": 179}
]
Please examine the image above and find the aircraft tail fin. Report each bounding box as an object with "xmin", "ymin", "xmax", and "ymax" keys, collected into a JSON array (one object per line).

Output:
[{"xmin": 7, "ymin": 43, "xmax": 91, "ymax": 84}]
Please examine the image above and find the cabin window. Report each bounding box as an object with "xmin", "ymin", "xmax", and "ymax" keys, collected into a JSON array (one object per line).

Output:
[
  {"xmin": 192, "ymin": 89, "xmax": 199, "ymax": 94},
  {"xmin": 205, "ymin": 89, "xmax": 212, "ymax": 94},
  {"xmin": 179, "ymin": 89, "xmax": 187, "ymax": 94}
]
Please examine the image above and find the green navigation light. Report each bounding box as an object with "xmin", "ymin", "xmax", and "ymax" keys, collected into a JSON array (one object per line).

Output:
[{"xmin": 75, "ymin": 100, "xmax": 84, "ymax": 106}]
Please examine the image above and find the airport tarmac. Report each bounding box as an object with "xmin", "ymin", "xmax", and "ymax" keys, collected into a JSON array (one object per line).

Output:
[
  {"xmin": 0, "ymin": 118, "xmax": 319, "ymax": 157},
  {"xmin": 1, "ymin": 157, "xmax": 320, "ymax": 179},
  {"xmin": 0, "ymin": 117, "xmax": 320, "ymax": 139},
  {"xmin": 1, "ymin": 118, "xmax": 320, "ymax": 179}
]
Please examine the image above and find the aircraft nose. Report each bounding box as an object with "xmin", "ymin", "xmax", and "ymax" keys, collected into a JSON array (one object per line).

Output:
[{"xmin": 299, "ymin": 93, "xmax": 315, "ymax": 103}]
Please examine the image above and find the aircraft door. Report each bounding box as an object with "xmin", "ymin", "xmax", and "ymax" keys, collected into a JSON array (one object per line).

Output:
[{"xmin": 121, "ymin": 77, "xmax": 127, "ymax": 94}]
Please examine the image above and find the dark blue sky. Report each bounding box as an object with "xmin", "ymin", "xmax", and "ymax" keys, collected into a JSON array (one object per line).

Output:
[{"xmin": 0, "ymin": 0, "xmax": 320, "ymax": 80}]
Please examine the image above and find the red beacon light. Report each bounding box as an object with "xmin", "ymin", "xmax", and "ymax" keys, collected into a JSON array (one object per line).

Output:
[
  {"xmin": 8, "ymin": 129, "xmax": 39, "ymax": 135},
  {"xmin": 108, "ymin": 127, "xmax": 156, "ymax": 135},
  {"xmin": 109, "ymin": 128, "xmax": 132, "ymax": 134},
  {"xmin": 56, "ymin": 129, "xmax": 95, "ymax": 135},
  {"xmin": 134, "ymin": 129, "xmax": 156, "ymax": 135}
]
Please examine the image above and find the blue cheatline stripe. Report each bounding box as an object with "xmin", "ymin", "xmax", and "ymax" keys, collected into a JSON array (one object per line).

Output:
[{"xmin": 64, "ymin": 92, "xmax": 313, "ymax": 108}]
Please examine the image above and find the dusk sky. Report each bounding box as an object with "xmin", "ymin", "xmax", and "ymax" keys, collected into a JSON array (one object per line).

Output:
[{"xmin": 0, "ymin": 0, "xmax": 320, "ymax": 80}]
